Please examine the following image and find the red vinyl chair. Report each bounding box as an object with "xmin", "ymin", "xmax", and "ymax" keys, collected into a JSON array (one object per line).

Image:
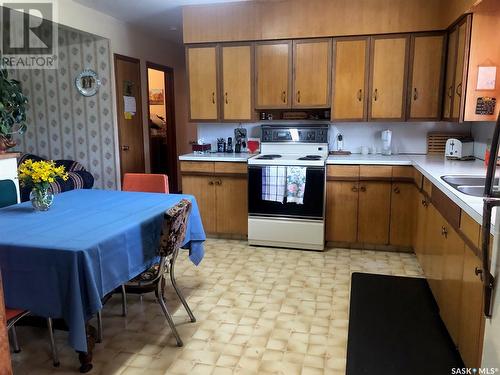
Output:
[
  {"xmin": 6, "ymin": 308, "xmax": 59, "ymax": 366},
  {"xmin": 122, "ymin": 173, "xmax": 169, "ymax": 194}
]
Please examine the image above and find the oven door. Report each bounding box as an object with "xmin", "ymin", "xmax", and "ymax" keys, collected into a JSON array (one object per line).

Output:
[{"xmin": 248, "ymin": 165, "xmax": 325, "ymax": 220}]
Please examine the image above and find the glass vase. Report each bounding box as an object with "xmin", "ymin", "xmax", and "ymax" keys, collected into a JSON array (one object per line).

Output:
[{"xmin": 30, "ymin": 186, "xmax": 54, "ymax": 211}]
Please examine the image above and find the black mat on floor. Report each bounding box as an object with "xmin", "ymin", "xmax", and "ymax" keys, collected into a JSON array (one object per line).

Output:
[{"xmin": 346, "ymin": 273, "xmax": 464, "ymax": 375}]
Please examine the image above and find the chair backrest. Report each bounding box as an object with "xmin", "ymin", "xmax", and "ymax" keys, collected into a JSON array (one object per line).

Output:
[
  {"xmin": 158, "ymin": 199, "xmax": 192, "ymax": 257},
  {"xmin": 0, "ymin": 180, "xmax": 17, "ymax": 208},
  {"xmin": 123, "ymin": 173, "xmax": 169, "ymax": 194}
]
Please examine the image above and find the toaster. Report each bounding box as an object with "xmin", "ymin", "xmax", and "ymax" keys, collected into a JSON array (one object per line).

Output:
[{"xmin": 445, "ymin": 138, "xmax": 474, "ymax": 160}]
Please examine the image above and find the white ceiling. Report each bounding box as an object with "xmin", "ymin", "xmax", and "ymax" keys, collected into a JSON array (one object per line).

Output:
[{"xmin": 74, "ymin": 0, "xmax": 251, "ymax": 44}]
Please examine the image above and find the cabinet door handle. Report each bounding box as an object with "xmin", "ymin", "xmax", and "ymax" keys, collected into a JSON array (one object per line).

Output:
[
  {"xmin": 447, "ymin": 86, "xmax": 453, "ymax": 98},
  {"xmin": 456, "ymin": 82, "xmax": 463, "ymax": 97},
  {"xmin": 208, "ymin": 180, "xmax": 214, "ymax": 185},
  {"xmin": 121, "ymin": 145, "xmax": 130, "ymax": 151},
  {"xmin": 215, "ymin": 179, "xmax": 222, "ymax": 185},
  {"xmin": 360, "ymin": 186, "xmax": 366, "ymax": 192},
  {"xmin": 373, "ymin": 89, "xmax": 378, "ymax": 101},
  {"xmin": 297, "ymin": 90, "xmax": 301, "ymax": 103},
  {"xmin": 282, "ymin": 90, "xmax": 286, "ymax": 103},
  {"xmin": 225, "ymin": 92, "xmax": 228, "ymax": 104},
  {"xmin": 212, "ymin": 92, "xmax": 216, "ymax": 104},
  {"xmin": 357, "ymin": 89, "xmax": 362, "ymax": 102},
  {"xmin": 441, "ymin": 226, "xmax": 448, "ymax": 238},
  {"xmin": 351, "ymin": 186, "xmax": 358, "ymax": 192},
  {"xmin": 421, "ymin": 199, "xmax": 426, "ymax": 207},
  {"xmin": 475, "ymin": 267, "xmax": 483, "ymax": 281},
  {"xmin": 413, "ymin": 88, "xmax": 418, "ymax": 101},
  {"xmin": 393, "ymin": 186, "xmax": 400, "ymax": 194}
]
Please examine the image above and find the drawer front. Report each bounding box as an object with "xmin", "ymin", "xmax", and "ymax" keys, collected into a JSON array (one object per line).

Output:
[
  {"xmin": 180, "ymin": 161, "xmax": 215, "ymax": 174},
  {"xmin": 327, "ymin": 165, "xmax": 360, "ymax": 179},
  {"xmin": 359, "ymin": 165, "xmax": 392, "ymax": 179},
  {"xmin": 413, "ymin": 169, "xmax": 423, "ymax": 189},
  {"xmin": 431, "ymin": 185, "xmax": 460, "ymax": 230},
  {"xmin": 214, "ymin": 162, "xmax": 248, "ymax": 175},
  {"xmin": 392, "ymin": 166, "xmax": 414, "ymax": 182},
  {"xmin": 422, "ymin": 176, "xmax": 432, "ymax": 196}
]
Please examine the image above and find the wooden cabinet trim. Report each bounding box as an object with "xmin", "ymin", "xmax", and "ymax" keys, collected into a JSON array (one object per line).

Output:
[
  {"xmin": 292, "ymin": 38, "xmax": 333, "ymax": 108},
  {"xmin": 406, "ymin": 32, "xmax": 446, "ymax": 121},
  {"xmin": 254, "ymin": 40, "xmax": 293, "ymax": 109},
  {"xmin": 220, "ymin": 42, "xmax": 255, "ymax": 122},
  {"xmin": 331, "ymin": 36, "xmax": 370, "ymax": 121},
  {"xmin": 186, "ymin": 44, "xmax": 220, "ymax": 122},
  {"xmin": 367, "ymin": 34, "xmax": 410, "ymax": 121}
]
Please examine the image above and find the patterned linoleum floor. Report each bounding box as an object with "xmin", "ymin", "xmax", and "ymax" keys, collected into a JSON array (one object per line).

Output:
[{"xmin": 11, "ymin": 239, "xmax": 423, "ymax": 375}]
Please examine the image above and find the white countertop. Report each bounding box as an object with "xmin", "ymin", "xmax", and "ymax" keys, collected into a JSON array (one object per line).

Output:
[
  {"xmin": 328, "ymin": 154, "xmax": 493, "ymax": 231},
  {"xmin": 180, "ymin": 152, "xmax": 494, "ymax": 231},
  {"xmin": 179, "ymin": 152, "xmax": 253, "ymax": 162}
]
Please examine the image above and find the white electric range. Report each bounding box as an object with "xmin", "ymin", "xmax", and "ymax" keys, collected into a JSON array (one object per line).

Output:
[{"xmin": 247, "ymin": 124, "xmax": 329, "ymax": 251}]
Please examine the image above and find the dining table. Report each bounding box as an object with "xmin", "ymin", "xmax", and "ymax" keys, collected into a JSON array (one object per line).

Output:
[{"xmin": 0, "ymin": 189, "xmax": 206, "ymax": 372}]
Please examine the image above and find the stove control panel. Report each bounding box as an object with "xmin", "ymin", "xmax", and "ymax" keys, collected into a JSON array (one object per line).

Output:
[{"xmin": 261, "ymin": 125, "xmax": 329, "ymax": 143}]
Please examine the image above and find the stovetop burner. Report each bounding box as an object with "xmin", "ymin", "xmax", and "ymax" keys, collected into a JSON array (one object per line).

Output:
[
  {"xmin": 298, "ymin": 155, "xmax": 323, "ymax": 161},
  {"xmin": 257, "ymin": 154, "xmax": 282, "ymax": 160}
]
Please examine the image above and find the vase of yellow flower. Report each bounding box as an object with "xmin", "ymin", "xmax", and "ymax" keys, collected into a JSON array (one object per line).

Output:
[{"xmin": 18, "ymin": 159, "xmax": 69, "ymax": 211}]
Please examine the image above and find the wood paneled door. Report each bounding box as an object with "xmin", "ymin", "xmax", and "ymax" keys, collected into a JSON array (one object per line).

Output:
[
  {"xmin": 331, "ymin": 37, "xmax": 369, "ymax": 121},
  {"xmin": 255, "ymin": 41, "xmax": 292, "ymax": 109},
  {"xmin": 292, "ymin": 39, "xmax": 332, "ymax": 108},
  {"xmin": 443, "ymin": 27, "xmax": 458, "ymax": 119},
  {"xmin": 325, "ymin": 181, "xmax": 359, "ymax": 243},
  {"xmin": 187, "ymin": 45, "xmax": 219, "ymax": 121},
  {"xmin": 114, "ymin": 54, "xmax": 145, "ymax": 177},
  {"xmin": 215, "ymin": 176, "xmax": 248, "ymax": 234},
  {"xmin": 181, "ymin": 175, "xmax": 217, "ymax": 233},
  {"xmin": 368, "ymin": 35, "xmax": 409, "ymax": 121},
  {"xmin": 389, "ymin": 183, "xmax": 415, "ymax": 247},
  {"xmin": 357, "ymin": 181, "xmax": 391, "ymax": 245},
  {"xmin": 407, "ymin": 33, "xmax": 445, "ymax": 120},
  {"xmin": 221, "ymin": 44, "xmax": 253, "ymax": 121}
]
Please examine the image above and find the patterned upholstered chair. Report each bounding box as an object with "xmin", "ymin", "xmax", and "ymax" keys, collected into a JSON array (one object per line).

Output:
[
  {"xmin": 123, "ymin": 198, "xmax": 196, "ymax": 346},
  {"xmin": 17, "ymin": 154, "xmax": 94, "ymax": 202}
]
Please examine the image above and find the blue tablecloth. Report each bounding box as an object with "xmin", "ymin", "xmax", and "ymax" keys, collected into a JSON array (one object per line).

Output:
[{"xmin": 0, "ymin": 189, "xmax": 205, "ymax": 352}]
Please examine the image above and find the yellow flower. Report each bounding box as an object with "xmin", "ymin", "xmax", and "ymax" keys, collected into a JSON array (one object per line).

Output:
[{"xmin": 18, "ymin": 160, "xmax": 69, "ymax": 188}]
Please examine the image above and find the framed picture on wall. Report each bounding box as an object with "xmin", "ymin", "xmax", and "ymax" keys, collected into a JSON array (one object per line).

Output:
[{"xmin": 149, "ymin": 89, "xmax": 164, "ymax": 105}]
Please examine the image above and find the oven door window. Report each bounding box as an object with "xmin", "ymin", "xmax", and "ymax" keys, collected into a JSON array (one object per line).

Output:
[{"xmin": 248, "ymin": 166, "xmax": 325, "ymax": 219}]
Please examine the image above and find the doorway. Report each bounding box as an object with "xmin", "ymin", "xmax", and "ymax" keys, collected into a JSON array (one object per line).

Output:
[
  {"xmin": 146, "ymin": 62, "xmax": 178, "ymax": 192},
  {"xmin": 114, "ymin": 54, "xmax": 145, "ymax": 177}
]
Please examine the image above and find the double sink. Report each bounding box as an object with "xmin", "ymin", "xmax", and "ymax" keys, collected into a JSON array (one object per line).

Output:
[{"xmin": 441, "ymin": 175, "xmax": 495, "ymax": 197}]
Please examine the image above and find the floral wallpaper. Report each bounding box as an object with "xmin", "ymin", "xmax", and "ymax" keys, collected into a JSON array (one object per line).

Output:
[{"xmin": 10, "ymin": 28, "xmax": 117, "ymax": 190}]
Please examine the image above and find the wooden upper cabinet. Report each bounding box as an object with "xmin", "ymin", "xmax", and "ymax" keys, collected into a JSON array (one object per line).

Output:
[
  {"xmin": 443, "ymin": 15, "xmax": 471, "ymax": 122},
  {"xmin": 187, "ymin": 46, "xmax": 219, "ymax": 121},
  {"xmin": 255, "ymin": 41, "xmax": 292, "ymax": 109},
  {"xmin": 408, "ymin": 33, "xmax": 445, "ymax": 120},
  {"xmin": 453, "ymin": 17, "xmax": 470, "ymax": 121},
  {"xmin": 369, "ymin": 36, "xmax": 409, "ymax": 120},
  {"xmin": 292, "ymin": 39, "xmax": 332, "ymax": 108},
  {"xmin": 221, "ymin": 44, "xmax": 253, "ymax": 121},
  {"xmin": 443, "ymin": 28, "xmax": 458, "ymax": 119},
  {"xmin": 331, "ymin": 38, "xmax": 368, "ymax": 121}
]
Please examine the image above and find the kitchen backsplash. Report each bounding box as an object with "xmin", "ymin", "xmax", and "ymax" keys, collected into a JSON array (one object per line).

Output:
[{"xmin": 197, "ymin": 122, "xmax": 472, "ymax": 154}]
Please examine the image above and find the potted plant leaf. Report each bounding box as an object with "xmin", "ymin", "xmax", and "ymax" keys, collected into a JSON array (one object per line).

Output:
[{"xmin": 0, "ymin": 65, "xmax": 28, "ymax": 153}]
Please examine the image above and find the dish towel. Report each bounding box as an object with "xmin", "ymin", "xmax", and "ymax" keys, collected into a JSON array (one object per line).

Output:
[
  {"xmin": 262, "ymin": 166, "xmax": 287, "ymax": 202},
  {"xmin": 286, "ymin": 166, "xmax": 307, "ymax": 204}
]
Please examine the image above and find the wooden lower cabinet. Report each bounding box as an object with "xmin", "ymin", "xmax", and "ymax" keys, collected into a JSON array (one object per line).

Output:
[
  {"xmin": 325, "ymin": 181, "xmax": 359, "ymax": 242},
  {"xmin": 358, "ymin": 181, "xmax": 391, "ymax": 245},
  {"xmin": 414, "ymin": 192, "xmax": 429, "ymax": 263},
  {"xmin": 440, "ymin": 225, "xmax": 465, "ymax": 345},
  {"xmin": 389, "ymin": 183, "xmax": 415, "ymax": 247},
  {"xmin": 215, "ymin": 176, "xmax": 248, "ymax": 234},
  {"xmin": 182, "ymin": 175, "xmax": 217, "ymax": 233},
  {"xmin": 181, "ymin": 162, "xmax": 248, "ymax": 236},
  {"xmin": 459, "ymin": 246, "xmax": 485, "ymax": 368},
  {"xmin": 425, "ymin": 205, "xmax": 445, "ymax": 305}
]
